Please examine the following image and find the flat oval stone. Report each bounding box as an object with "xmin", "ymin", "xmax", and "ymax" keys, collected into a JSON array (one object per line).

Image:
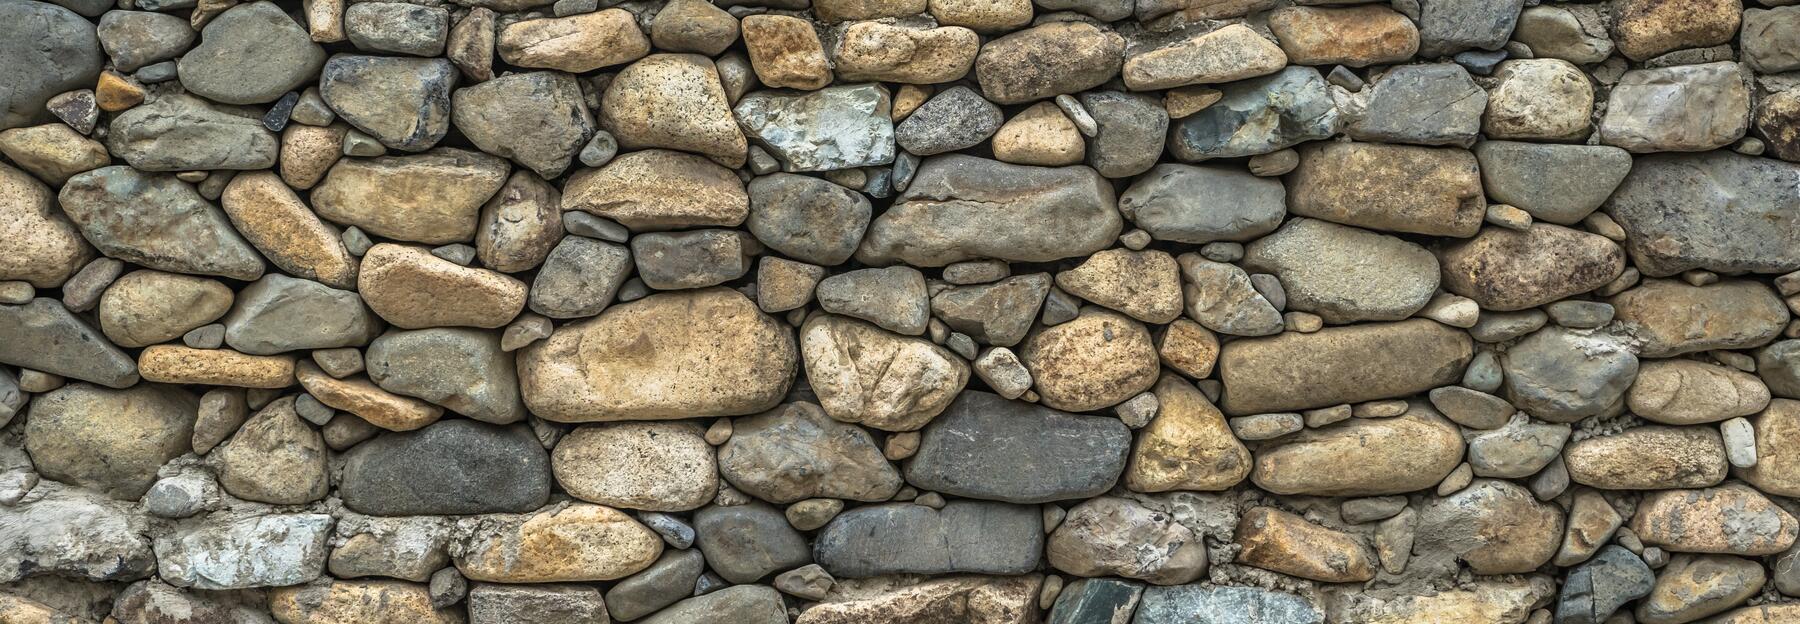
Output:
[
  {"xmin": 1243, "ymin": 218, "xmax": 1439, "ymax": 323},
  {"xmin": 857, "ymin": 154, "xmax": 1121, "ymax": 267},
  {"xmin": 1251, "ymin": 402, "xmax": 1464, "ymax": 496},
  {"xmin": 358, "ymin": 243, "xmax": 527, "ymax": 329},
  {"xmin": 814, "ymin": 500, "xmax": 1042, "ymax": 578},
  {"xmin": 1286, "ymin": 141, "xmax": 1484, "ymax": 238},
  {"xmin": 311, "ymin": 148, "xmax": 510, "ymax": 245},
  {"xmin": 1628, "ymin": 359, "xmax": 1771, "ymax": 425},
  {"xmin": 904, "ymin": 390, "xmax": 1130, "ymax": 503},
  {"xmin": 1631, "ymin": 484, "xmax": 1799, "ymax": 556},
  {"xmin": 339, "ymin": 419, "xmax": 551, "ymax": 516},
  {"xmin": 1604, "ymin": 151, "xmax": 1800, "ymax": 277},
  {"xmin": 456, "ymin": 504, "xmax": 662, "ymax": 582},
  {"xmin": 1438, "ymin": 223, "xmax": 1625, "ymax": 311},
  {"xmin": 561, "ymin": 148, "xmax": 748, "ymax": 232},
  {"xmin": 518, "ymin": 287, "xmax": 796, "ymax": 421},
  {"xmin": 1219, "ymin": 319, "xmax": 1472, "ymax": 415},
  {"xmin": 1611, "ymin": 279, "xmax": 1790, "ymax": 358},
  {"xmin": 1563, "ymin": 426, "xmax": 1728, "ymax": 490},
  {"xmin": 98, "ymin": 270, "xmax": 233, "ymax": 348},
  {"xmin": 270, "ymin": 580, "xmax": 461, "ymax": 624},
  {"xmin": 0, "ymin": 298, "xmax": 139, "ymax": 388},
  {"xmin": 552, "ymin": 422, "xmax": 717, "ymax": 511}
]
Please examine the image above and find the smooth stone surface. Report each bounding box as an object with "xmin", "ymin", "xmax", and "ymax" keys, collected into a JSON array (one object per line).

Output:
[
  {"xmin": 1117, "ymin": 164, "xmax": 1285, "ymax": 244},
  {"xmin": 858, "ymin": 155, "xmax": 1121, "ymax": 267},
  {"xmin": 176, "ymin": 2, "xmax": 325, "ymax": 105},
  {"xmin": 0, "ymin": 0, "xmax": 104, "ymax": 131},
  {"xmin": 456, "ymin": 503, "xmax": 662, "ymax": 582},
  {"xmin": 905, "ymin": 390, "xmax": 1130, "ymax": 503},
  {"xmin": 1219, "ymin": 319, "xmax": 1473, "ymax": 415},
  {"xmin": 1475, "ymin": 141, "xmax": 1633, "ymax": 226},
  {"xmin": 1501, "ymin": 326, "xmax": 1638, "ymax": 423},
  {"xmin": 692, "ymin": 502, "xmax": 811, "ymax": 584},
  {"xmin": 59, "ymin": 166, "xmax": 265, "ymax": 281},
  {"xmin": 1604, "ymin": 152, "xmax": 1800, "ymax": 277},
  {"xmin": 24, "ymin": 382, "xmax": 193, "ymax": 499},
  {"xmin": 106, "ymin": 93, "xmax": 280, "ymax": 171},
  {"xmin": 366, "ymin": 327, "xmax": 524, "ymax": 424},
  {"xmin": 1243, "ymin": 218, "xmax": 1438, "ymax": 323},
  {"xmin": 814, "ymin": 501, "xmax": 1043, "ymax": 577},
  {"xmin": 1286, "ymin": 141, "xmax": 1484, "ymax": 238},
  {"xmin": 223, "ymin": 274, "xmax": 381, "ymax": 355},
  {"xmin": 1612, "ymin": 280, "xmax": 1790, "ymax": 358},
  {"xmin": 719, "ymin": 401, "xmax": 902, "ymax": 503},
  {"xmin": 1252, "ymin": 403, "xmax": 1464, "ymax": 496},
  {"xmin": 339, "ymin": 419, "xmax": 551, "ymax": 516},
  {"xmin": 319, "ymin": 55, "xmax": 457, "ymax": 152}
]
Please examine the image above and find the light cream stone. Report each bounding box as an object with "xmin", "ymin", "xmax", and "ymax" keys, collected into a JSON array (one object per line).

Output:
[
  {"xmin": 0, "ymin": 123, "xmax": 110, "ymax": 185},
  {"xmin": 98, "ymin": 270, "xmax": 234, "ymax": 348},
  {"xmin": 561, "ymin": 149, "xmax": 748, "ymax": 231},
  {"xmin": 831, "ymin": 22, "xmax": 979, "ymax": 84},
  {"xmin": 358, "ymin": 243, "xmax": 528, "ymax": 329},
  {"xmin": 800, "ymin": 313, "xmax": 969, "ymax": 432},
  {"xmin": 221, "ymin": 171, "xmax": 357, "ymax": 289},
  {"xmin": 1482, "ymin": 59, "xmax": 1593, "ymax": 141},
  {"xmin": 456, "ymin": 503, "xmax": 663, "ymax": 582},
  {"xmin": 1628, "ymin": 359, "xmax": 1771, "ymax": 425},
  {"xmin": 601, "ymin": 54, "xmax": 748, "ymax": 168},
  {"xmin": 0, "ymin": 162, "xmax": 93, "ymax": 288},
  {"xmin": 296, "ymin": 360, "xmax": 444, "ymax": 431},
  {"xmin": 741, "ymin": 15, "xmax": 832, "ymax": 89},
  {"xmin": 497, "ymin": 10, "xmax": 650, "ymax": 73},
  {"xmin": 1122, "ymin": 23, "xmax": 1286, "ymax": 91},
  {"xmin": 1125, "ymin": 374, "xmax": 1250, "ymax": 492},
  {"xmin": 552, "ymin": 422, "xmax": 718, "ymax": 512},
  {"xmin": 991, "ymin": 102, "xmax": 1084, "ymax": 167},
  {"xmin": 1019, "ymin": 306, "xmax": 1158, "ymax": 412}
]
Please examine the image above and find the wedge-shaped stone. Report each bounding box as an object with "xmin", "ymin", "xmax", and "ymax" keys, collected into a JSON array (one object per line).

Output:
[
  {"xmin": 297, "ymin": 360, "xmax": 444, "ymax": 431},
  {"xmin": 601, "ymin": 53, "xmax": 747, "ymax": 168},
  {"xmin": 1336, "ymin": 63, "xmax": 1483, "ymax": 147},
  {"xmin": 906, "ymin": 391, "xmax": 1130, "ymax": 503},
  {"xmin": 154, "ymin": 512, "xmax": 331, "ymax": 590},
  {"xmin": 0, "ymin": 298, "xmax": 139, "ymax": 388},
  {"xmin": 815, "ymin": 501, "xmax": 1042, "ymax": 578},
  {"xmin": 1169, "ymin": 66, "xmax": 1337, "ymax": 161},
  {"xmin": 1286, "ymin": 141, "xmax": 1483, "ymax": 238},
  {"xmin": 1475, "ymin": 141, "xmax": 1632, "ymax": 226},
  {"xmin": 457, "ymin": 504, "xmax": 661, "ymax": 583},
  {"xmin": 1631, "ymin": 485, "xmax": 1798, "ymax": 555},
  {"xmin": 858, "ymin": 154, "xmax": 1120, "ymax": 266},
  {"xmin": 1219, "ymin": 319, "xmax": 1472, "ymax": 415},
  {"xmin": 720, "ymin": 402, "xmax": 901, "ymax": 503},
  {"xmin": 319, "ymin": 55, "xmax": 457, "ymax": 152},
  {"xmin": 1244, "ymin": 218, "xmax": 1438, "ymax": 323},
  {"xmin": 1251, "ymin": 403, "xmax": 1464, "ymax": 496},
  {"xmin": 223, "ymin": 273, "xmax": 382, "ymax": 355},
  {"xmin": 562, "ymin": 149, "xmax": 748, "ymax": 231},
  {"xmin": 1176, "ymin": 255, "xmax": 1282, "ymax": 337},
  {"xmin": 1236, "ymin": 507, "xmax": 1375, "ymax": 583},
  {"xmin": 358, "ymin": 244, "xmax": 527, "ymax": 329},
  {"xmin": 1055, "ymin": 249, "xmax": 1183, "ymax": 324},
  {"xmin": 1117, "ymin": 163, "xmax": 1285, "ymax": 244},
  {"xmin": 1611, "ymin": 280, "xmax": 1790, "ymax": 358},
  {"xmin": 735, "ymin": 84, "xmax": 897, "ymax": 172},
  {"xmin": 928, "ymin": 274, "xmax": 1050, "ymax": 347},
  {"xmin": 59, "ymin": 166, "xmax": 264, "ymax": 281},
  {"xmin": 1438, "ymin": 223, "xmax": 1625, "ymax": 311},
  {"xmin": 366, "ymin": 327, "xmax": 524, "ymax": 424},
  {"xmin": 1605, "ymin": 152, "xmax": 1800, "ymax": 276},
  {"xmin": 340, "ymin": 419, "xmax": 549, "ymax": 516},
  {"xmin": 1564, "ymin": 426, "xmax": 1727, "ymax": 490},
  {"xmin": 0, "ymin": 483, "xmax": 155, "ymax": 583},
  {"xmin": 0, "ymin": 162, "xmax": 91, "ymax": 288},
  {"xmin": 519, "ymin": 287, "xmax": 796, "ymax": 421},
  {"xmin": 800, "ymin": 315, "xmax": 966, "ymax": 432},
  {"xmin": 216, "ymin": 397, "xmax": 328, "ymax": 505},
  {"xmin": 452, "ymin": 71, "xmax": 593, "ymax": 178},
  {"xmin": 312, "ymin": 148, "xmax": 510, "ymax": 244},
  {"xmin": 1127, "ymin": 375, "xmax": 1250, "ymax": 492}
]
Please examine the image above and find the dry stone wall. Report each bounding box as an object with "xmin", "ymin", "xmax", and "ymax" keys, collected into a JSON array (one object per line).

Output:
[{"xmin": 3, "ymin": 0, "xmax": 1800, "ymax": 622}]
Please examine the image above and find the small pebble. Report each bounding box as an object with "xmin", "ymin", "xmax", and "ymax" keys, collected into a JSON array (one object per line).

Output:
[
  {"xmin": 1230, "ymin": 412, "xmax": 1304, "ymax": 440},
  {"xmin": 182, "ymin": 324, "xmax": 226, "ymax": 349},
  {"xmin": 579, "ymin": 130, "xmax": 618, "ymax": 168},
  {"xmin": 430, "ymin": 243, "xmax": 477, "ymax": 266},
  {"xmin": 1054, "ymin": 94, "xmax": 1097, "ymax": 137},
  {"xmin": 1484, "ymin": 204, "xmax": 1532, "ymax": 231}
]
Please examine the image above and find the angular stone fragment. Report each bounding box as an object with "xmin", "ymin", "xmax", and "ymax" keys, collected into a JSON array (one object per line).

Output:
[
  {"xmin": 1604, "ymin": 152, "xmax": 1800, "ymax": 277},
  {"xmin": 176, "ymin": 2, "xmax": 324, "ymax": 105},
  {"xmin": 1176, "ymin": 255, "xmax": 1281, "ymax": 337},
  {"xmin": 1117, "ymin": 164, "xmax": 1284, "ymax": 244},
  {"xmin": 816, "ymin": 267, "xmax": 929, "ymax": 335},
  {"xmin": 1632, "ymin": 485, "xmax": 1798, "ymax": 555},
  {"xmin": 895, "ymin": 86, "xmax": 1001, "ymax": 156},
  {"xmin": 858, "ymin": 155, "xmax": 1120, "ymax": 266},
  {"xmin": 1474, "ymin": 141, "xmax": 1632, "ymax": 226},
  {"xmin": 111, "ymin": 578, "xmax": 283, "ymax": 624},
  {"xmin": 736, "ymin": 84, "xmax": 896, "ymax": 172},
  {"xmin": 497, "ymin": 10, "xmax": 649, "ymax": 73},
  {"xmin": 453, "ymin": 71, "xmax": 592, "ymax": 178},
  {"xmin": 475, "ymin": 171, "xmax": 561, "ymax": 274},
  {"xmin": 1048, "ymin": 578, "xmax": 1144, "ymax": 624},
  {"xmin": 606, "ymin": 549, "xmax": 705, "ymax": 621},
  {"xmin": 59, "ymin": 167, "xmax": 264, "ymax": 281},
  {"xmin": 1438, "ymin": 223, "xmax": 1625, "ymax": 311},
  {"xmin": 1170, "ymin": 66, "xmax": 1336, "ymax": 161},
  {"xmin": 270, "ymin": 580, "xmax": 462, "ymax": 624},
  {"xmin": 602, "ymin": 54, "xmax": 748, "ymax": 167},
  {"xmin": 1245, "ymin": 218, "xmax": 1437, "ymax": 323},
  {"xmin": 1126, "ymin": 375, "xmax": 1250, "ymax": 492},
  {"xmin": 214, "ymin": 397, "xmax": 326, "ymax": 504},
  {"xmin": 341, "ymin": 419, "xmax": 550, "ymax": 516},
  {"xmin": 1219, "ymin": 319, "xmax": 1473, "ymax": 415},
  {"xmin": 0, "ymin": 0, "xmax": 104, "ymax": 131},
  {"xmin": 831, "ymin": 22, "xmax": 978, "ymax": 84},
  {"xmin": 929, "ymin": 274, "xmax": 1051, "ymax": 347},
  {"xmin": 0, "ymin": 298, "xmax": 138, "ymax": 388},
  {"xmin": 974, "ymin": 21, "xmax": 1123, "ymax": 104},
  {"xmin": 105, "ymin": 93, "xmax": 279, "ymax": 171},
  {"xmin": 280, "ymin": 123, "xmax": 345, "ymax": 190},
  {"xmin": 720, "ymin": 402, "xmax": 901, "ymax": 502},
  {"xmin": 1599, "ymin": 62, "xmax": 1749, "ymax": 153},
  {"xmin": 801, "ymin": 315, "xmax": 968, "ymax": 432},
  {"xmin": 1267, "ymin": 5, "xmax": 1418, "ymax": 67},
  {"xmin": 0, "ymin": 162, "xmax": 91, "ymax": 288},
  {"xmin": 457, "ymin": 503, "xmax": 661, "ymax": 582},
  {"xmin": 320, "ymin": 55, "xmax": 456, "ymax": 152},
  {"xmin": 1019, "ymin": 306, "xmax": 1158, "ymax": 412},
  {"xmin": 0, "ymin": 482, "xmax": 155, "ymax": 583},
  {"xmin": 1134, "ymin": 585, "xmax": 1321, "ymax": 624},
  {"xmin": 1286, "ymin": 141, "xmax": 1483, "ymax": 238},
  {"xmin": 1236, "ymin": 506, "xmax": 1375, "ymax": 583},
  {"xmin": 1759, "ymin": 88, "xmax": 1800, "ymax": 164},
  {"xmin": 564, "ymin": 148, "xmax": 748, "ymax": 231},
  {"xmin": 98, "ymin": 270, "xmax": 233, "ymax": 348},
  {"xmin": 1081, "ymin": 90, "xmax": 1168, "ymax": 178},
  {"xmin": 366, "ymin": 328, "xmax": 524, "ymax": 424},
  {"xmin": 312, "ymin": 148, "xmax": 510, "ymax": 245},
  {"xmin": 359, "ymin": 244, "xmax": 528, "ymax": 329},
  {"xmin": 1122, "ymin": 23, "xmax": 1286, "ymax": 91},
  {"xmin": 815, "ymin": 501, "xmax": 1042, "ymax": 577},
  {"xmin": 155, "ymin": 513, "xmax": 332, "ymax": 590},
  {"xmin": 1611, "ymin": 280, "xmax": 1789, "ymax": 358},
  {"xmin": 1335, "ymin": 63, "xmax": 1484, "ymax": 147},
  {"xmin": 741, "ymin": 14, "xmax": 831, "ymax": 89},
  {"xmin": 529, "ymin": 236, "xmax": 630, "ymax": 319},
  {"xmin": 1564, "ymin": 426, "xmax": 1727, "ymax": 490},
  {"xmin": 1629, "ymin": 360, "xmax": 1771, "ymax": 425},
  {"xmin": 551, "ymin": 422, "xmax": 715, "ymax": 511},
  {"xmin": 297, "ymin": 361, "xmax": 443, "ymax": 431},
  {"xmin": 223, "ymin": 274, "xmax": 381, "ymax": 355},
  {"xmin": 137, "ymin": 345, "xmax": 295, "ymax": 389},
  {"xmin": 326, "ymin": 514, "xmax": 456, "ymax": 582},
  {"xmin": 907, "ymin": 391, "xmax": 1128, "ymax": 503},
  {"xmin": 519, "ymin": 288, "xmax": 796, "ymax": 421},
  {"xmin": 343, "ymin": 2, "xmax": 446, "ymax": 56},
  {"xmin": 1414, "ymin": 0, "xmax": 1523, "ymax": 57},
  {"xmin": 1252, "ymin": 403, "xmax": 1464, "ymax": 496},
  {"xmin": 1054, "ymin": 249, "xmax": 1182, "ymax": 324},
  {"xmin": 1048, "ymin": 496, "xmax": 1206, "ymax": 585}
]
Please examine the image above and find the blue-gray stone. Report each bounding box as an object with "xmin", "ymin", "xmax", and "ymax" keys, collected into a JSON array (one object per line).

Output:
[
  {"xmin": 0, "ymin": 298, "xmax": 138, "ymax": 389},
  {"xmin": 735, "ymin": 84, "xmax": 897, "ymax": 172},
  {"xmin": 339, "ymin": 420, "xmax": 551, "ymax": 516},
  {"xmin": 813, "ymin": 500, "xmax": 1043, "ymax": 578},
  {"xmin": 1169, "ymin": 66, "xmax": 1338, "ymax": 162},
  {"xmin": 0, "ymin": 0, "xmax": 104, "ymax": 130},
  {"xmin": 693, "ymin": 503, "xmax": 811, "ymax": 584},
  {"xmin": 1050, "ymin": 578, "xmax": 1145, "ymax": 624},
  {"xmin": 905, "ymin": 390, "xmax": 1130, "ymax": 503},
  {"xmin": 1555, "ymin": 545, "xmax": 1653, "ymax": 624},
  {"xmin": 1133, "ymin": 585, "xmax": 1321, "ymax": 624}
]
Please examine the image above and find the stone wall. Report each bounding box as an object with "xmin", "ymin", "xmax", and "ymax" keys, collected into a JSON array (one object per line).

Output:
[{"xmin": 2, "ymin": 0, "xmax": 1800, "ymax": 622}]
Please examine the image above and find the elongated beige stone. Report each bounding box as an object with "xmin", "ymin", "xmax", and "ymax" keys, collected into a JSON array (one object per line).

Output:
[
  {"xmin": 456, "ymin": 504, "xmax": 663, "ymax": 582},
  {"xmin": 1219, "ymin": 319, "xmax": 1472, "ymax": 415},
  {"xmin": 296, "ymin": 360, "xmax": 444, "ymax": 431},
  {"xmin": 358, "ymin": 244, "xmax": 528, "ymax": 329},
  {"xmin": 221, "ymin": 171, "xmax": 357, "ymax": 289},
  {"xmin": 137, "ymin": 345, "xmax": 296, "ymax": 389},
  {"xmin": 1251, "ymin": 402, "xmax": 1464, "ymax": 496}
]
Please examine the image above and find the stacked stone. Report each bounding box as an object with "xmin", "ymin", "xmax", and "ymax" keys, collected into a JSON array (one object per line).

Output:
[{"xmin": 4, "ymin": 0, "xmax": 1800, "ymax": 622}]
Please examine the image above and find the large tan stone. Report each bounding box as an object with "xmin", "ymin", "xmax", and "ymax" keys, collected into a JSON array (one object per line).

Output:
[
  {"xmin": 1251, "ymin": 403, "xmax": 1464, "ymax": 496},
  {"xmin": 1219, "ymin": 319, "xmax": 1473, "ymax": 415},
  {"xmin": 97, "ymin": 269, "xmax": 234, "ymax": 348},
  {"xmin": 0, "ymin": 161, "xmax": 92, "ymax": 288},
  {"xmin": 137, "ymin": 345, "xmax": 295, "ymax": 389},
  {"xmin": 1628, "ymin": 359, "xmax": 1771, "ymax": 425},
  {"xmin": 1415, "ymin": 479, "xmax": 1564, "ymax": 575},
  {"xmin": 1632, "ymin": 484, "xmax": 1799, "ymax": 555},
  {"xmin": 1287, "ymin": 142, "xmax": 1484, "ymax": 238},
  {"xmin": 0, "ymin": 123, "xmax": 109, "ymax": 185},
  {"xmin": 1054, "ymin": 249, "xmax": 1182, "ymax": 324},
  {"xmin": 1739, "ymin": 399, "xmax": 1800, "ymax": 496},
  {"xmin": 1612, "ymin": 279, "xmax": 1790, "ymax": 358},
  {"xmin": 1325, "ymin": 577, "xmax": 1556, "ymax": 624},
  {"xmin": 1706, "ymin": 605, "xmax": 1800, "ymax": 624},
  {"xmin": 1564, "ymin": 426, "xmax": 1728, "ymax": 490},
  {"xmin": 1611, "ymin": 0, "xmax": 1741, "ymax": 61},
  {"xmin": 1635, "ymin": 554, "xmax": 1765, "ymax": 624},
  {"xmin": 23, "ymin": 382, "xmax": 195, "ymax": 500},
  {"xmin": 831, "ymin": 22, "xmax": 978, "ymax": 84},
  {"xmin": 601, "ymin": 54, "xmax": 748, "ymax": 168},
  {"xmin": 1236, "ymin": 507, "xmax": 1376, "ymax": 583},
  {"xmin": 974, "ymin": 21, "xmax": 1124, "ymax": 104},
  {"xmin": 279, "ymin": 122, "xmax": 345, "ymax": 190},
  {"xmin": 742, "ymin": 15, "xmax": 831, "ymax": 89},
  {"xmin": 1266, "ymin": 5, "xmax": 1418, "ymax": 67},
  {"xmin": 311, "ymin": 148, "xmax": 510, "ymax": 245},
  {"xmin": 1125, "ymin": 374, "xmax": 1251, "ymax": 492},
  {"xmin": 561, "ymin": 149, "xmax": 748, "ymax": 231},
  {"xmin": 221, "ymin": 171, "xmax": 357, "ymax": 289},
  {"xmin": 358, "ymin": 244, "xmax": 527, "ymax": 329},
  {"xmin": 296, "ymin": 360, "xmax": 444, "ymax": 431},
  {"xmin": 552, "ymin": 422, "xmax": 718, "ymax": 512},
  {"xmin": 497, "ymin": 10, "xmax": 649, "ymax": 73},
  {"xmin": 1437, "ymin": 223, "xmax": 1625, "ymax": 311},
  {"xmin": 519, "ymin": 287, "xmax": 796, "ymax": 421},
  {"xmin": 795, "ymin": 575, "xmax": 1042, "ymax": 624},
  {"xmin": 1121, "ymin": 23, "xmax": 1286, "ymax": 91},
  {"xmin": 1019, "ymin": 307, "xmax": 1158, "ymax": 412},
  {"xmin": 216, "ymin": 397, "xmax": 330, "ymax": 505},
  {"xmin": 1047, "ymin": 497, "xmax": 1207, "ymax": 585},
  {"xmin": 270, "ymin": 580, "xmax": 464, "ymax": 624},
  {"xmin": 801, "ymin": 314, "xmax": 968, "ymax": 432},
  {"xmin": 456, "ymin": 504, "xmax": 662, "ymax": 582}
]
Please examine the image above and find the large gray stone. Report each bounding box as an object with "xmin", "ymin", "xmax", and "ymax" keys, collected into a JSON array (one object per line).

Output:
[
  {"xmin": 1079, "ymin": 90, "xmax": 1168, "ymax": 178},
  {"xmin": 1604, "ymin": 151, "xmax": 1800, "ymax": 277},
  {"xmin": 0, "ymin": 298, "xmax": 138, "ymax": 388},
  {"xmin": 222, "ymin": 274, "xmax": 381, "ymax": 355},
  {"xmin": 1169, "ymin": 66, "xmax": 1337, "ymax": 161},
  {"xmin": 814, "ymin": 501, "xmax": 1043, "ymax": 578},
  {"xmin": 1475, "ymin": 141, "xmax": 1633, "ymax": 225},
  {"xmin": 719, "ymin": 401, "xmax": 902, "ymax": 503},
  {"xmin": 858, "ymin": 155, "xmax": 1120, "ymax": 266},
  {"xmin": 0, "ymin": 0, "xmax": 104, "ymax": 131},
  {"xmin": 1337, "ymin": 63, "xmax": 1485, "ymax": 147},
  {"xmin": 366, "ymin": 327, "xmax": 524, "ymax": 424},
  {"xmin": 1133, "ymin": 585, "xmax": 1322, "ymax": 624},
  {"xmin": 1502, "ymin": 327, "xmax": 1638, "ymax": 423},
  {"xmin": 1598, "ymin": 62, "xmax": 1750, "ymax": 154},
  {"xmin": 640, "ymin": 585, "xmax": 787, "ymax": 624},
  {"xmin": 735, "ymin": 84, "xmax": 896, "ymax": 172},
  {"xmin": 176, "ymin": 1, "xmax": 326, "ymax": 105},
  {"xmin": 452, "ymin": 71, "xmax": 592, "ymax": 178},
  {"xmin": 746, "ymin": 173, "xmax": 871, "ymax": 265},
  {"xmin": 606, "ymin": 549, "xmax": 706, "ymax": 622},
  {"xmin": 58, "ymin": 166, "xmax": 265, "ymax": 281},
  {"xmin": 905, "ymin": 391, "xmax": 1130, "ymax": 503},
  {"xmin": 106, "ymin": 92, "xmax": 279, "ymax": 171},
  {"xmin": 0, "ymin": 482, "xmax": 155, "ymax": 583},
  {"xmin": 1415, "ymin": 0, "xmax": 1525, "ymax": 57},
  {"xmin": 692, "ymin": 503, "xmax": 811, "ymax": 584},
  {"xmin": 96, "ymin": 10, "xmax": 194, "ymax": 73},
  {"xmin": 1118, "ymin": 164, "xmax": 1285, "ymax": 244},
  {"xmin": 528, "ymin": 236, "xmax": 631, "ymax": 319},
  {"xmin": 153, "ymin": 512, "xmax": 332, "ymax": 590},
  {"xmin": 320, "ymin": 55, "xmax": 457, "ymax": 152},
  {"xmin": 929, "ymin": 273, "xmax": 1051, "ymax": 347},
  {"xmin": 1243, "ymin": 218, "xmax": 1438, "ymax": 323},
  {"xmin": 339, "ymin": 420, "xmax": 551, "ymax": 516}
]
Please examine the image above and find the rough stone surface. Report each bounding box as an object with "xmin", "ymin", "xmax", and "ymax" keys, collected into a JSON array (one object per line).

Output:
[{"xmin": 906, "ymin": 391, "xmax": 1130, "ymax": 503}]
